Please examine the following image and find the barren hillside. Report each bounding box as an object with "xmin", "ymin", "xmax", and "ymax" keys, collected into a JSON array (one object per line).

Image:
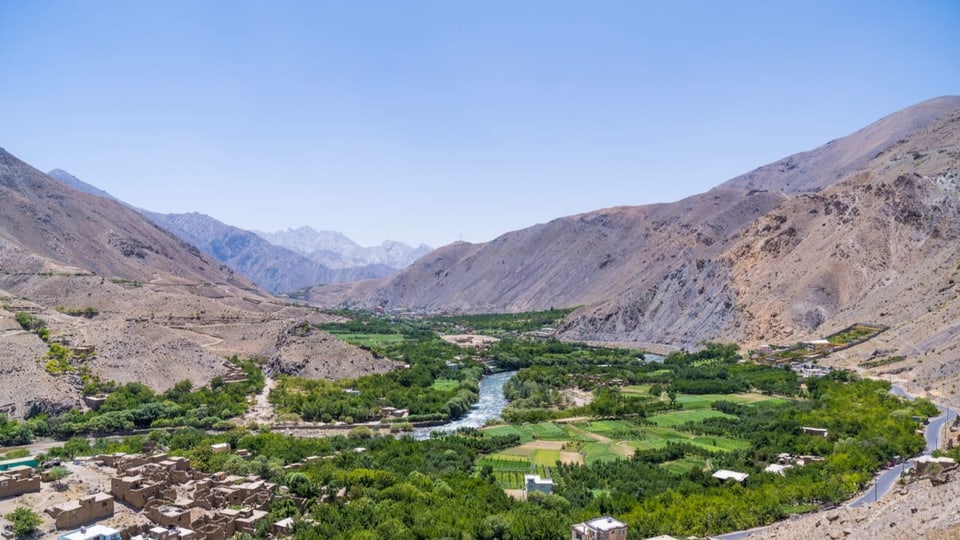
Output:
[{"xmin": 0, "ymin": 151, "xmax": 396, "ymax": 418}]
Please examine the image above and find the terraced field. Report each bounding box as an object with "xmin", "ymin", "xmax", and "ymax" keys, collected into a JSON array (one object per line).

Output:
[{"xmin": 479, "ymin": 391, "xmax": 784, "ymax": 488}]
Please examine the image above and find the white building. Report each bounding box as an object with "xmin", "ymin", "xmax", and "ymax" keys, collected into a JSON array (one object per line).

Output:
[
  {"xmin": 571, "ymin": 516, "xmax": 628, "ymax": 540},
  {"xmin": 524, "ymin": 474, "xmax": 554, "ymax": 497},
  {"xmin": 712, "ymin": 469, "xmax": 749, "ymax": 484},
  {"xmin": 58, "ymin": 525, "xmax": 122, "ymax": 540}
]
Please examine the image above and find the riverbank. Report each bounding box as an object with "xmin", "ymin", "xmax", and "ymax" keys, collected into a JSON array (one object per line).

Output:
[{"xmin": 413, "ymin": 370, "xmax": 516, "ymax": 439}]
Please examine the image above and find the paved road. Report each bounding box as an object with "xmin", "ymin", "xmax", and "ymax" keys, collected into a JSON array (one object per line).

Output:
[
  {"xmin": 847, "ymin": 387, "xmax": 959, "ymax": 507},
  {"xmin": 715, "ymin": 385, "xmax": 957, "ymax": 539}
]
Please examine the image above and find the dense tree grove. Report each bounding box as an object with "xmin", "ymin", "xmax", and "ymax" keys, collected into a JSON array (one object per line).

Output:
[{"xmin": 271, "ymin": 337, "xmax": 485, "ymax": 422}]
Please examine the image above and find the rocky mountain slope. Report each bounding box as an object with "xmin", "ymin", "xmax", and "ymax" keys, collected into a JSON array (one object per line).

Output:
[
  {"xmin": 310, "ymin": 96, "xmax": 960, "ymax": 399},
  {"xmin": 0, "ymin": 150, "xmax": 395, "ymax": 418},
  {"xmin": 719, "ymin": 96, "xmax": 960, "ymax": 194},
  {"xmin": 258, "ymin": 226, "xmax": 432, "ymax": 270}
]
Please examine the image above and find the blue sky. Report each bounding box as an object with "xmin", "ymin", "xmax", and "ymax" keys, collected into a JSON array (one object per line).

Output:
[{"xmin": 1, "ymin": 1, "xmax": 958, "ymax": 247}]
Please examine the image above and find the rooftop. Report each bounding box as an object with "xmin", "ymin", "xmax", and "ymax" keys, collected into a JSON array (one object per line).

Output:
[
  {"xmin": 582, "ymin": 516, "xmax": 626, "ymax": 531},
  {"xmin": 712, "ymin": 469, "xmax": 749, "ymax": 482},
  {"xmin": 58, "ymin": 525, "xmax": 121, "ymax": 540}
]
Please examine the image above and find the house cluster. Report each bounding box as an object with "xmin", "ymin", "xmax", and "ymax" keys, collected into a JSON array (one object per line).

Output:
[
  {"xmin": 108, "ymin": 452, "xmax": 273, "ymax": 539},
  {"xmin": 40, "ymin": 451, "xmax": 279, "ymax": 540},
  {"xmin": 753, "ymin": 324, "xmax": 887, "ymax": 374},
  {"xmin": 791, "ymin": 361, "xmax": 833, "ymax": 379},
  {"xmin": 763, "ymin": 452, "xmax": 825, "ymax": 476}
]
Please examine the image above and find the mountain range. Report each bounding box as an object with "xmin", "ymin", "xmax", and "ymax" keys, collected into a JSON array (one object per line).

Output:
[
  {"xmin": 257, "ymin": 227, "xmax": 432, "ymax": 271},
  {"xmin": 45, "ymin": 169, "xmax": 432, "ymax": 294},
  {"xmin": 3, "ymin": 95, "xmax": 960, "ymax": 413},
  {"xmin": 306, "ymin": 96, "xmax": 960, "ymax": 401}
]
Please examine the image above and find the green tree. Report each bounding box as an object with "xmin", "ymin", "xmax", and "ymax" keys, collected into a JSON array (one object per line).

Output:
[
  {"xmin": 4, "ymin": 507, "xmax": 41, "ymax": 537},
  {"xmin": 48, "ymin": 465, "xmax": 71, "ymax": 488}
]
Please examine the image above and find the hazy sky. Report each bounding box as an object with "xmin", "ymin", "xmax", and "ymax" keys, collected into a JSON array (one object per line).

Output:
[{"xmin": 1, "ymin": 1, "xmax": 958, "ymax": 247}]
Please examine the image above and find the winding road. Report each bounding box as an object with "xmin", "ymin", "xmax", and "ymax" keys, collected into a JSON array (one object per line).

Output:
[
  {"xmin": 847, "ymin": 386, "xmax": 958, "ymax": 507},
  {"xmin": 716, "ymin": 385, "xmax": 958, "ymax": 539}
]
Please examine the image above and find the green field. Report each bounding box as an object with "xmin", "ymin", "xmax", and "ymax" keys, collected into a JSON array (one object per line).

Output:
[
  {"xmin": 581, "ymin": 442, "xmax": 621, "ymax": 464},
  {"xmin": 478, "ymin": 389, "xmax": 778, "ymax": 490},
  {"xmin": 675, "ymin": 392, "xmax": 787, "ymax": 410},
  {"xmin": 484, "ymin": 424, "xmax": 535, "ymax": 443},
  {"xmin": 647, "ymin": 409, "xmax": 737, "ymax": 427},
  {"xmin": 690, "ymin": 436, "xmax": 751, "ymax": 452},
  {"xmin": 481, "ymin": 405, "xmax": 756, "ymax": 486},
  {"xmin": 479, "ymin": 452, "xmax": 558, "ymax": 489},
  {"xmin": 431, "ymin": 379, "xmax": 460, "ymax": 391},
  {"xmin": 477, "ymin": 454, "xmax": 530, "ymax": 472},
  {"xmin": 485, "ymin": 422, "xmax": 569, "ymax": 442},
  {"xmin": 533, "ymin": 449, "xmax": 561, "ymax": 466},
  {"xmin": 622, "ymin": 384, "xmax": 652, "ymax": 395}
]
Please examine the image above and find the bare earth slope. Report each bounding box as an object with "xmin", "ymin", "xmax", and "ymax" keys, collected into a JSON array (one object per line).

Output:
[
  {"xmin": 0, "ymin": 150, "xmax": 394, "ymax": 417},
  {"xmin": 0, "ymin": 149, "xmax": 254, "ymax": 288}
]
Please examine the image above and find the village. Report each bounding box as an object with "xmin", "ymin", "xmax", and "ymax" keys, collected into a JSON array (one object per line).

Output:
[
  {"xmin": 0, "ymin": 319, "xmax": 950, "ymax": 540},
  {"xmin": 0, "ymin": 446, "xmax": 638, "ymax": 540},
  {"xmin": 0, "ymin": 445, "xmax": 290, "ymax": 540}
]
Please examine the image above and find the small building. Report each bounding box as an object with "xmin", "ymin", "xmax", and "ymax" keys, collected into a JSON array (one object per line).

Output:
[
  {"xmin": 342, "ymin": 388, "xmax": 361, "ymax": 396},
  {"xmin": 571, "ymin": 516, "xmax": 628, "ymax": 540},
  {"xmin": 111, "ymin": 474, "xmax": 163, "ymax": 509},
  {"xmin": 147, "ymin": 505, "xmax": 197, "ymax": 530},
  {"xmin": 272, "ymin": 517, "xmax": 296, "ymax": 536},
  {"xmin": 523, "ymin": 474, "xmax": 554, "ymax": 497},
  {"xmin": 712, "ymin": 469, "xmax": 749, "ymax": 485},
  {"xmin": 0, "ymin": 465, "xmax": 41, "ymax": 498},
  {"xmin": 57, "ymin": 524, "xmax": 122, "ymax": 540},
  {"xmin": 802, "ymin": 340, "xmax": 833, "ymax": 353},
  {"xmin": 802, "ymin": 427, "xmax": 829, "ymax": 438},
  {"xmin": 210, "ymin": 443, "xmax": 230, "ymax": 454},
  {"xmin": 381, "ymin": 407, "xmax": 408, "ymax": 418},
  {"xmin": 83, "ymin": 394, "xmax": 109, "ymax": 410},
  {"xmin": 913, "ymin": 455, "xmax": 957, "ymax": 476},
  {"xmin": 46, "ymin": 493, "xmax": 115, "ymax": 530},
  {"xmin": 794, "ymin": 455, "xmax": 825, "ymax": 466},
  {"xmin": 763, "ymin": 463, "xmax": 792, "ymax": 476}
]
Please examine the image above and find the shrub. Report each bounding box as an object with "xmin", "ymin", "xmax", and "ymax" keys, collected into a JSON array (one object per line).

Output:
[{"xmin": 5, "ymin": 507, "xmax": 41, "ymax": 537}]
